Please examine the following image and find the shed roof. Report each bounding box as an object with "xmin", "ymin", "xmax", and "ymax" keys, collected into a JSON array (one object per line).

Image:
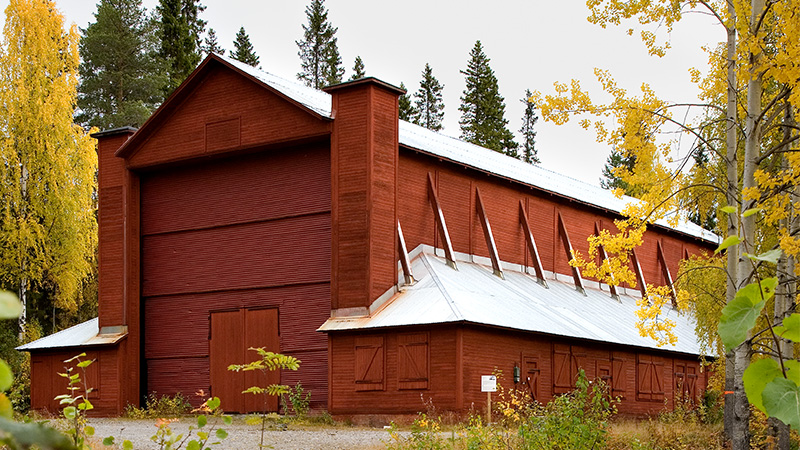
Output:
[
  {"xmin": 204, "ymin": 55, "xmax": 716, "ymax": 245},
  {"xmin": 16, "ymin": 318, "xmax": 126, "ymax": 351},
  {"xmin": 319, "ymin": 245, "xmax": 705, "ymax": 356}
]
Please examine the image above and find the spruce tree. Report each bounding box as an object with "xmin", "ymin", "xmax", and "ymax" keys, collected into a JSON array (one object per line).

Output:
[
  {"xmin": 411, "ymin": 63, "xmax": 445, "ymax": 131},
  {"xmin": 158, "ymin": 0, "xmax": 206, "ymax": 95},
  {"xmin": 350, "ymin": 55, "xmax": 365, "ymax": 80},
  {"xmin": 201, "ymin": 28, "xmax": 224, "ymax": 56},
  {"xmin": 600, "ymin": 147, "xmax": 639, "ymax": 195},
  {"xmin": 78, "ymin": 0, "xmax": 166, "ymax": 129},
  {"xmin": 231, "ymin": 26, "xmax": 259, "ymax": 67},
  {"xmin": 458, "ymin": 40, "xmax": 517, "ymax": 156},
  {"xmin": 398, "ymin": 82, "xmax": 416, "ymax": 121},
  {"xmin": 296, "ymin": 0, "xmax": 343, "ymax": 88},
  {"xmin": 519, "ymin": 90, "xmax": 540, "ymax": 164}
]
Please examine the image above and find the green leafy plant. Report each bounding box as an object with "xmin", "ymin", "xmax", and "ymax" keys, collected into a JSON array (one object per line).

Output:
[
  {"xmin": 148, "ymin": 396, "xmax": 231, "ymax": 450},
  {"xmin": 228, "ymin": 347, "xmax": 300, "ymax": 448},
  {"xmin": 125, "ymin": 393, "xmax": 192, "ymax": 419},
  {"xmin": 0, "ymin": 290, "xmax": 75, "ymax": 449},
  {"xmin": 54, "ymin": 353, "xmax": 95, "ymax": 448},
  {"xmin": 284, "ymin": 381, "xmax": 311, "ymax": 418},
  {"xmin": 517, "ymin": 370, "xmax": 616, "ymax": 450},
  {"xmin": 714, "ymin": 219, "xmax": 800, "ymax": 431}
]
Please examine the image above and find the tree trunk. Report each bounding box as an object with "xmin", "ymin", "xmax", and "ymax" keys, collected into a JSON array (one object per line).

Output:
[
  {"xmin": 769, "ymin": 101, "xmax": 795, "ymax": 450},
  {"xmin": 723, "ymin": 2, "xmax": 739, "ymax": 441},
  {"xmin": 729, "ymin": 2, "xmax": 765, "ymax": 448}
]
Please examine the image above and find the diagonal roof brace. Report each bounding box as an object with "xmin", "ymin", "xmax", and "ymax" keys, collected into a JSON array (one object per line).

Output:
[
  {"xmin": 557, "ymin": 211, "xmax": 586, "ymax": 296},
  {"xmin": 594, "ymin": 223, "xmax": 620, "ymax": 301},
  {"xmin": 475, "ymin": 187, "xmax": 504, "ymax": 279},
  {"xmin": 427, "ymin": 173, "xmax": 457, "ymax": 270},
  {"xmin": 519, "ymin": 200, "xmax": 547, "ymax": 287}
]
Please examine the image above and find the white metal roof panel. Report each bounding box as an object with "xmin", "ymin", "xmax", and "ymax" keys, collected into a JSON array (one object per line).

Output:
[
  {"xmin": 16, "ymin": 318, "xmax": 127, "ymax": 351},
  {"xmin": 319, "ymin": 246, "xmax": 704, "ymax": 356},
  {"xmin": 398, "ymin": 121, "xmax": 719, "ymax": 244},
  {"xmin": 222, "ymin": 61, "xmax": 717, "ymax": 244}
]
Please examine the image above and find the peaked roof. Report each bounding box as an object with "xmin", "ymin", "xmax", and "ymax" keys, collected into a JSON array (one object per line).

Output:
[
  {"xmin": 113, "ymin": 54, "xmax": 718, "ymax": 245},
  {"xmin": 319, "ymin": 245, "xmax": 705, "ymax": 356}
]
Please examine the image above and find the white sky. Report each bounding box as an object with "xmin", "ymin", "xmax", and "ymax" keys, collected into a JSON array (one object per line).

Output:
[{"xmin": 1, "ymin": 0, "xmax": 725, "ymax": 186}]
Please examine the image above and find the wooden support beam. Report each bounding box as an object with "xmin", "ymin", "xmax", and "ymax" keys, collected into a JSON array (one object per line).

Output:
[
  {"xmin": 397, "ymin": 221, "xmax": 415, "ymax": 285},
  {"xmin": 519, "ymin": 200, "xmax": 547, "ymax": 287},
  {"xmin": 427, "ymin": 173, "xmax": 457, "ymax": 269},
  {"xmin": 630, "ymin": 248, "xmax": 648, "ymax": 298},
  {"xmin": 475, "ymin": 187, "xmax": 503, "ymax": 278},
  {"xmin": 657, "ymin": 241, "xmax": 677, "ymax": 306},
  {"xmin": 557, "ymin": 211, "xmax": 585, "ymax": 295},
  {"xmin": 594, "ymin": 223, "xmax": 619, "ymax": 300}
]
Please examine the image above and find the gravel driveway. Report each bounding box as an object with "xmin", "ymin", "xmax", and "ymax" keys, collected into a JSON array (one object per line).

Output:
[{"xmin": 88, "ymin": 417, "xmax": 392, "ymax": 450}]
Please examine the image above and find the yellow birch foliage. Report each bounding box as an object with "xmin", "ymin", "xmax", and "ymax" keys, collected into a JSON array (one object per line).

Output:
[
  {"xmin": 532, "ymin": 0, "xmax": 800, "ymax": 347},
  {"xmin": 0, "ymin": 0, "xmax": 97, "ymax": 311}
]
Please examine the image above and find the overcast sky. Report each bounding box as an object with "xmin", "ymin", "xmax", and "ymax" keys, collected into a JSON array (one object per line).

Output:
[{"xmin": 0, "ymin": 0, "xmax": 724, "ymax": 186}]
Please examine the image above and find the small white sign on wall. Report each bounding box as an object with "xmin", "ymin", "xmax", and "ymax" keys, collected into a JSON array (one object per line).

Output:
[{"xmin": 481, "ymin": 375, "xmax": 497, "ymax": 392}]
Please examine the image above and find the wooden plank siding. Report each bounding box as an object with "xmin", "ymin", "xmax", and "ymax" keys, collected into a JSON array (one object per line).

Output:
[
  {"xmin": 123, "ymin": 65, "xmax": 332, "ymax": 169},
  {"xmin": 140, "ymin": 144, "xmax": 331, "ymax": 409},
  {"xmin": 397, "ymin": 149, "xmax": 713, "ymax": 291}
]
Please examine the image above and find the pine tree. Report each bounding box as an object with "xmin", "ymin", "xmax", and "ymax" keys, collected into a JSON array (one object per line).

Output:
[
  {"xmin": 77, "ymin": 0, "xmax": 166, "ymax": 129},
  {"xmin": 0, "ymin": 0, "xmax": 98, "ymax": 334},
  {"xmin": 201, "ymin": 28, "xmax": 224, "ymax": 56},
  {"xmin": 600, "ymin": 147, "xmax": 640, "ymax": 196},
  {"xmin": 350, "ymin": 55, "xmax": 365, "ymax": 80},
  {"xmin": 231, "ymin": 26, "xmax": 259, "ymax": 67},
  {"xmin": 458, "ymin": 40, "xmax": 517, "ymax": 156},
  {"xmin": 519, "ymin": 90, "xmax": 540, "ymax": 164},
  {"xmin": 158, "ymin": 0, "xmax": 206, "ymax": 95},
  {"xmin": 411, "ymin": 63, "xmax": 445, "ymax": 131},
  {"xmin": 296, "ymin": 0, "xmax": 343, "ymax": 88},
  {"xmin": 398, "ymin": 82, "xmax": 416, "ymax": 121}
]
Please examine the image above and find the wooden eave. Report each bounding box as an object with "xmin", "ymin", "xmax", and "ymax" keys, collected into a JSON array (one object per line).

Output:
[{"xmin": 115, "ymin": 53, "xmax": 333, "ymax": 160}]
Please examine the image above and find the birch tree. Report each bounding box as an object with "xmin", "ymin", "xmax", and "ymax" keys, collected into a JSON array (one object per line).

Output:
[
  {"xmin": 0, "ymin": 0, "xmax": 98, "ymax": 335},
  {"xmin": 532, "ymin": 1, "xmax": 800, "ymax": 447}
]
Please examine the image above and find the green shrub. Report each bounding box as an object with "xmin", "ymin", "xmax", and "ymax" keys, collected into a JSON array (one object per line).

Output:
[
  {"xmin": 284, "ymin": 381, "xmax": 311, "ymax": 417},
  {"xmin": 124, "ymin": 393, "xmax": 191, "ymax": 419},
  {"xmin": 517, "ymin": 370, "xmax": 616, "ymax": 450}
]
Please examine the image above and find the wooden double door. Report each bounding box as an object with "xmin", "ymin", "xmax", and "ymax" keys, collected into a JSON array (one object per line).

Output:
[{"xmin": 210, "ymin": 308, "xmax": 280, "ymax": 413}]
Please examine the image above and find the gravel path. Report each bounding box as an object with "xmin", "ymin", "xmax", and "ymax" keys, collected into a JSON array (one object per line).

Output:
[{"xmin": 88, "ymin": 417, "xmax": 392, "ymax": 450}]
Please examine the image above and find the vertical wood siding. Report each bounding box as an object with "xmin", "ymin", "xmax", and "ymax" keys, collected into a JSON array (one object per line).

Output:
[{"xmin": 398, "ymin": 149, "xmax": 715, "ymax": 291}]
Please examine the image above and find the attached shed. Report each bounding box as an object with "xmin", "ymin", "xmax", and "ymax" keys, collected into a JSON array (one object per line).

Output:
[{"xmin": 20, "ymin": 54, "xmax": 716, "ymax": 417}]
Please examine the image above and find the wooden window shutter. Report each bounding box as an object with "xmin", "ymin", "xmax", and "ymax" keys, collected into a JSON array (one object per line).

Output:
[
  {"xmin": 553, "ymin": 345, "xmax": 572, "ymax": 394},
  {"xmin": 687, "ymin": 365, "xmax": 698, "ymax": 403},
  {"xmin": 637, "ymin": 355, "xmax": 665, "ymax": 401},
  {"xmin": 522, "ymin": 356, "xmax": 541, "ymax": 401},
  {"xmin": 570, "ymin": 347, "xmax": 588, "ymax": 381},
  {"xmin": 612, "ymin": 354, "xmax": 628, "ymax": 399},
  {"xmin": 355, "ymin": 336, "xmax": 385, "ymax": 391},
  {"xmin": 674, "ymin": 362, "xmax": 687, "ymax": 402},
  {"xmin": 398, "ymin": 332, "xmax": 429, "ymax": 390}
]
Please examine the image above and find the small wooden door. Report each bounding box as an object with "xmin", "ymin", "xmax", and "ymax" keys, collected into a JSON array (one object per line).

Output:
[{"xmin": 210, "ymin": 308, "xmax": 280, "ymax": 413}]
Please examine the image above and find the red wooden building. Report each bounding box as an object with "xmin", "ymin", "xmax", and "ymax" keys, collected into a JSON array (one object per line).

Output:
[{"xmin": 20, "ymin": 54, "xmax": 716, "ymax": 417}]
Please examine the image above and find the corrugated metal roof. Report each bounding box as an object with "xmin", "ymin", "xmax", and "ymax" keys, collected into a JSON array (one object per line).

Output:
[
  {"xmin": 16, "ymin": 318, "xmax": 127, "ymax": 351},
  {"xmin": 220, "ymin": 59, "xmax": 717, "ymax": 245},
  {"xmin": 319, "ymin": 245, "xmax": 704, "ymax": 356}
]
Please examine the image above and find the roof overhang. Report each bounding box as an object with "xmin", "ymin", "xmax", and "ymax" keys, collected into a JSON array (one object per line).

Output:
[
  {"xmin": 319, "ymin": 245, "xmax": 708, "ymax": 357},
  {"xmin": 16, "ymin": 318, "xmax": 127, "ymax": 352}
]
